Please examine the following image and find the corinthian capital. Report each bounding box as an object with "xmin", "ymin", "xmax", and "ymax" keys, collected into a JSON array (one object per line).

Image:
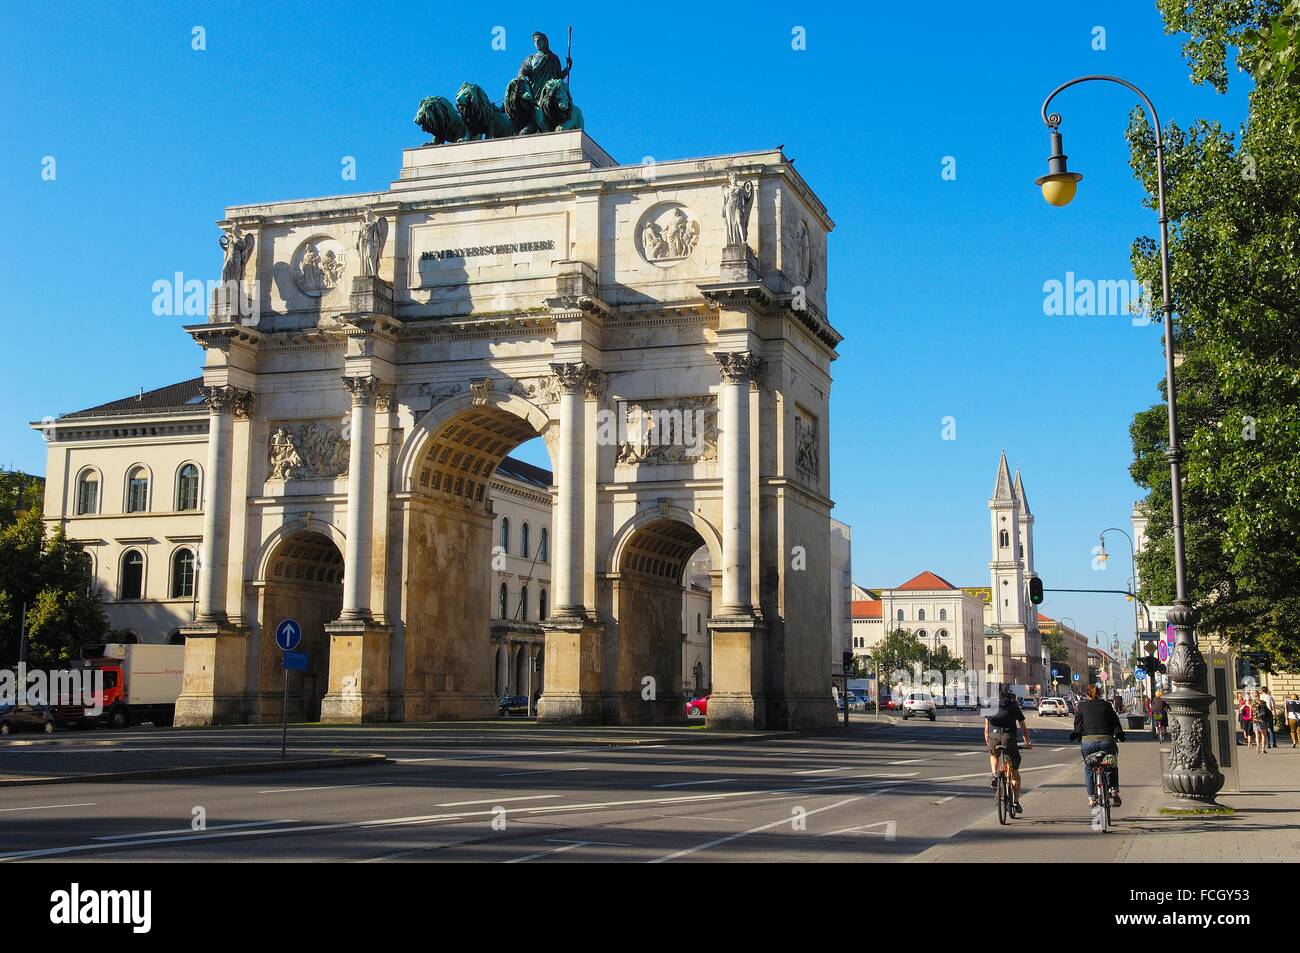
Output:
[
  {"xmin": 550, "ymin": 362, "xmax": 604, "ymax": 400},
  {"xmin": 342, "ymin": 375, "xmax": 382, "ymax": 406},
  {"xmin": 713, "ymin": 351, "xmax": 765, "ymax": 386},
  {"xmin": 203, "ymin": 385, "xmax": 255, "ymax": 418}
]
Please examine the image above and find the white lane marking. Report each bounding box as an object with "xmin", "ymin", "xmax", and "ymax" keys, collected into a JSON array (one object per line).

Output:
[
  {"xmin": 436, "ymin": 795, "xmax": 561, "ymax": 807},
  {"xmin": 953, "ymin": 751, "xmax": 986, "ymax": 757},
  {"xmin": 650, "ymin": 797, "xmax": 862, "ymax": 863},
  {"xmin": 652, "ymin": 777, "xmax": 738, "ymax": 789},
  {"xmin": 506, "ymin": 841, "xmax": 589, "ymax": 863},
  {"xmin": 0, "ymin": 802, "xmax": 96, "ymax": 814},
  {"xmin": 392, "ymin": 757, "xmax": 445, "ymax": 764},
  {"xmin": 497, "ymin": 766, "xmax": 590, "ymax": 778},
  {"xmin": 1052, "ymin": 746, "xmax": 1069, "ymax": 752},
  {"xmin": 1, "ymin": 764, "xmax": 1077, "ymax": 862},
  {"xmin": 932, "ymin": 794, "xmax": 961, "ymax": 805},
  {"xmin": 819, "ymin": 820, "xmax": 897, "ymax": 840},
  {"xmin": 258, "ymin": 783, "xmax": 391, "ymax": 795},
  {"xmin": 888, "ymin": 758, "xmax": 927, "ymax": 765},
  {"xmin": 96, "ymin": 820, "xmax": 297, "ymax": 841},
  {"xmin": 794, "ymin": 766, "xmax": 851, "ymax": 775}
]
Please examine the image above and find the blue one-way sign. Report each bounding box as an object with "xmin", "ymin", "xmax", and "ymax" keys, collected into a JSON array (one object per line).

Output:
[{"xmin": 276, "ymin": 618, "xmax": 302, "ymax": 652}]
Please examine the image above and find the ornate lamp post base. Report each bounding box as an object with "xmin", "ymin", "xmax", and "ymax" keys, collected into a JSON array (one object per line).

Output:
[{"xmin": 1160, "ymin": 601, "xmax": 1224, "ymax": 802}]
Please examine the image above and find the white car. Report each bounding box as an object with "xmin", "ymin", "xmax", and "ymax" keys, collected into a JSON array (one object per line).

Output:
[
  {"xmin": 1038, "ymin": 697, "xmax": 1069, "ymax": 717},
  {"xmin": 900, "ymin": 692, "xmax": 937, "ymax": 721}
]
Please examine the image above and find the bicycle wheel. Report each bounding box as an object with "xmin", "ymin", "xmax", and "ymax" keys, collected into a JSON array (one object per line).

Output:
[
  {"xmin": 997, "ymin": 771, "xmax": 1010, "ymax": 825},
  {"xmin": 1097, "ymin": 769, "xmax": 1110, "ymax": 831}
]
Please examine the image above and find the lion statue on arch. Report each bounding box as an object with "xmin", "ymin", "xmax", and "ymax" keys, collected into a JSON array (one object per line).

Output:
[
  {"xmin": 455, "ymin": 82, "xmax": 514, "ymax": 140},
  {"xmin": 537, "ymin": 79, "xmax": 583, "ymax": 133},
  {"xmin": 503, "ymin": 77, "xmax": 543, "ymax": 135},
  {"xmin": 413, "ymin": 96, "xmax": 467, "ymax": 145}
]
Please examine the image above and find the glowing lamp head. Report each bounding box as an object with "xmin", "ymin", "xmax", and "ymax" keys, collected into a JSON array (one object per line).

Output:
[{"xmin": 1036, "ymin": 128, "xmax": 1082, "ymax": 206}]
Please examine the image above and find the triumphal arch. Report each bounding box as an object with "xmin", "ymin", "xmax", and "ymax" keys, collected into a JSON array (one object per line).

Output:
[{"xmin": 176, "ymin": 61, "xmax": 842, "ymax": 729}]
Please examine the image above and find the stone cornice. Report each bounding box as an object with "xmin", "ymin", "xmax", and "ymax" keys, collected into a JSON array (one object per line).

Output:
[{"xmin": 185, "ymin": 321, "xmax": 262, "ymax": 353}]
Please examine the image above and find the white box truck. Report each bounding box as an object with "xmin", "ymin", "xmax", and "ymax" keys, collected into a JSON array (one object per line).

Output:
[{"xmin": 81, "ymin": 643, "xmax": 186, "ymax": 728}]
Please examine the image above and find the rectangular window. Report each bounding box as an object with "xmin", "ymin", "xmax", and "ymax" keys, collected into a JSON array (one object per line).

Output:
[{"xmin": 127, "ymin": 478, "xmax": 148, "ymax": 513}]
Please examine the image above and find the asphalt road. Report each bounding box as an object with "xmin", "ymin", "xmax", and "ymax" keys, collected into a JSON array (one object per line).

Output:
[{"xmin": 0, "ymin": 712, "xmax": 1086, "ymax": 863}]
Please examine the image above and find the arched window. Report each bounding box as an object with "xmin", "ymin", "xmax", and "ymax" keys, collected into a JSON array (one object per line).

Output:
[
  {"xmin": 987, "ymin": 664, "xmax": 994, "ymax": 674},
  {"xmin": 78, "ymin": 551, "xmax": 94, "ymax": 594},
  {"xmin": 539, "ymin": 588, "xmax": 547, "ymax": 621},
  {"xmin": 171, "ymin": 548, "xmax": 195, "ymax": 598},
  {"xmin": 986, "ymin": 645, "xmax": 993, "ymax": 656},
  {"xmin": 939, "ymin": 608, "xmax": 947, "ymax": 621},
  {"xmin": 498, "ymin": 583, "xmax": 508, "ymax": 619},
  {"xmin": 500, "ymin": 517, "xmax": 510, "ymax": 554},
  {"xmin": 120, "ymin": 549, "xmax": 144, "ymax": 600},
  {"xmin": 696, "ymin": 612, "xmax": 702, "ymax": 634},
  {"xmin": 918, "ymin": 609, "xmax": 926, "ymax": 622},
  {"xmin": 76, "ymin": 470, "xmax": 99, "ymax": 515},
  {"xmin": 999, "ymin": 529, "xmax": 1009, "ymax": 549},
  {"xmin": 539, "ymin": 528, "xmax": 548, "ymax": 562},
  {"xmin": 937, "ymin": 629, "xmax": 949, "ymax": 643},
  {"xmin": 167, "ymin": 630, "xmax": 186, "ymax": 646},
  {"xmin": 126, "ymin": 467, "xmax": 149, "ymax": 513},
  {"xmin": 521, "ymin": 522, "xmax": 530, "ymax": 559},
  {"xmin": 519, "ymin": 584, "xmax": 529, "ymax": 621},
  {"xmin": 896, "ymin": 609, "xmax": 904, "ymax": 622},
  {"xmin": 177, "ymin": 464, "xmax": 200, "ymax": 511}
]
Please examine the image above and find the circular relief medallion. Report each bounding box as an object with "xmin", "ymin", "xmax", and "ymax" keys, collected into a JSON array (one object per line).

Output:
[
  {"xmin": 636, "ymin": 203, "xmax": 701, "ymax": 267},
  {"xmin": 292, "ymin": 236, "xmax": 348, "ymax": 297}
]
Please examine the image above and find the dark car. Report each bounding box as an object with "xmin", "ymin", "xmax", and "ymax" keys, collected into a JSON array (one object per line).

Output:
[
  {"xmin": 498, "ymin": 694, "xmax": 532, "ymax": 717},
  {"xmin": 0, "ymin": 704, "xmax": 65, "ymax": 735}
]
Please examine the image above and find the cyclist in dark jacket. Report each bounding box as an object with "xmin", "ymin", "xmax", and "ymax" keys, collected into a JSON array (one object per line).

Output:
[{"xmin": 1070, "ymin": 685, "xmax": 1126, "ymax": 808}]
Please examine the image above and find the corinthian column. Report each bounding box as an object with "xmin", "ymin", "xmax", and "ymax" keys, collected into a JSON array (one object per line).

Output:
[
  {"xmin": 550, "ymin": 362, "xmax": 591, "ymax": 618},
  {"xmin": 197, "ymin": 385, "xmax": 253, "ymax": 623},
  {"xmin": 340, "ymin": 375, "xmax": 380, "ymax": 621},
  {"xmin": 714, "ymin": 351, "xmax": 763, "ymax": 615}
]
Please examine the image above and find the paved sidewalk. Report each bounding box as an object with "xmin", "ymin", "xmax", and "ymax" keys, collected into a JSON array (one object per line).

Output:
[{"xmin": 912, "ymin": 732, "xmax": 1300, "ymax": 862}]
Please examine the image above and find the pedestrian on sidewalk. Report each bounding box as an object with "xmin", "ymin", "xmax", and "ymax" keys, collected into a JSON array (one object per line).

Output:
[
  {"xmin": 1240, "ymin": 694, "xmax": 1254, "ymax": 747},
  {"xmin": 1252, "ymin": 694, "xmax": 1271, "ymax": 754},
  {"xmin": 1260, "ymin": 687, "xmax": 1278, "ymax": 748},
  {"xmin": 1070, "ymin": 684, "xmax": 1125, "ymax": 808},
  {"xmin": 1286, "ymin": 694, "xmax": 1300, "ymax": 748}
]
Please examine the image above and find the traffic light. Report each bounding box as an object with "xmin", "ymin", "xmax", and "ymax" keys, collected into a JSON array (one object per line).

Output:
[
  {"xmin": 1135, "ymin": 654, "xmax": 1165, "ymax": 677},
  {"xmin": 843, "ymin": 651, "xmax": 855, "ymax": 674},
  {"xmin": 1029, "ymin": 577, "xmax": 1044, "ymax": 605}
]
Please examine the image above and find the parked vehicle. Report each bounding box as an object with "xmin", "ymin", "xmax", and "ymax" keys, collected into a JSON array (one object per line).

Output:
[
  {"xmin": 686, "ymin": 693, "xmax": 709, "ymax": 718},
  {"xmin": 76, "ymin": 643, "xmax": 185, "ymax": 728},
  {"xmin": 0, "ymin": 704, "xmax": 66, "ymax": 735},
  {"xmin": 1022, "ymin": 695, "xmax": 1040, "ymax": 709},
  {"xmin": 901, "ymin": 691, "xmax": 937, "ymax": 721},
  {"xmin": 1038, "ymin": 697, "xmax": 1069, "ymax": 717},
  {"xmin": 498, "ymin": 694, "xmax": 531, "ymax": 716}
]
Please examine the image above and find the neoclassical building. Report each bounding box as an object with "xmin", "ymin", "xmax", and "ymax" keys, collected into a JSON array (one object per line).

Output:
[
  {"xmin": 35, "ymin": 128, "xmax": 842, "ymax": 729},
  {"xmin": 851, "ymin": 454, "xmax": 1045, "ymax": 689}
]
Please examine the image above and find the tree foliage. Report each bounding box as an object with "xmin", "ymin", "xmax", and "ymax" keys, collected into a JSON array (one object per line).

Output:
[
  {"xmin": 0, "ymin": 473, "xmax": 107, "ymax": 667},
  {"xmin": 1130, "ymin": 5, "xmax": 1300, "ymax": 669}
]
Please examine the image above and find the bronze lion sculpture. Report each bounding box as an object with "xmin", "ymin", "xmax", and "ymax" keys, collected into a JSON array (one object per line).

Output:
[
  {"xmin": 455, "ymin": 82, "xmax": 515, "ymax": 140},
  {"xmin": 413, "ymin": 96, "xmax": 467, "ymax": 145},
  {"xmin": 537, "ymin": 79, "xmax": 583, "ymax": 133}
]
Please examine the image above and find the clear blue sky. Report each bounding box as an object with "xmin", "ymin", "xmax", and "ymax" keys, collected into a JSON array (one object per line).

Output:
[{"xmin": 0, "ymin": 1, "xmax": 1248, "ymax": 648}]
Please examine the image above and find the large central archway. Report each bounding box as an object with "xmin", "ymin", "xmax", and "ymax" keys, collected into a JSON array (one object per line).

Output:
[{"xmin": 395, "ymin": 389, "xmax": 555, "ymax": 721}]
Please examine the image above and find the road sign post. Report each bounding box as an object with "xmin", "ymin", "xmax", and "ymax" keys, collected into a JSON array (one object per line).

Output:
[{"xmin": 275, "ymin": 619, "xmax": 303, "ymax": 758}]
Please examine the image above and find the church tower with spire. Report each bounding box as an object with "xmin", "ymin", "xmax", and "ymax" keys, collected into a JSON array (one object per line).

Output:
[
  {"xmin": 987, "ymin": 453, "xmax": 1043, "ymax": 686},
  {"xmin": 988, "ymin": 451, "xmax": 1026, "ymax": 631}
]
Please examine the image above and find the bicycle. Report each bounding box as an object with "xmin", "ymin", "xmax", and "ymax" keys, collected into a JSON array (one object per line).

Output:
[
  {"xmin": 1084, "ymin": 749, "xmax": 1118, "ymax": 830},
  {"xmin": 994, "ymin": 743, "xmax": 1017, "ymax": 825}
]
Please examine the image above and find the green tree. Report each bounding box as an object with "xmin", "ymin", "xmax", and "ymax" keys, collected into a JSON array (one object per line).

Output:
[
  {"xmin": 1129, "ymin": 3, "xmax": 1300, "ymax": 670},
  {"xmin": 0, "ymin": 506, "xmax": 108, "ymax": 668},
  {"xmin": 868, "ymin": 628, "xmax": 927, "ymax": 690}
]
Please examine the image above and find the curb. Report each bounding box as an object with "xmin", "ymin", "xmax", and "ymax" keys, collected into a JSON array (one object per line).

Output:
[{"xmin": 0, "ymin": 752, "xmax": 388, "ymax": 788}]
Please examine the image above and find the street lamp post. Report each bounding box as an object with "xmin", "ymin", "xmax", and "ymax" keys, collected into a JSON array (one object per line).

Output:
[{"xmin": 1037, "ymin": 75, "xmax": 1223, "ymax": 802}]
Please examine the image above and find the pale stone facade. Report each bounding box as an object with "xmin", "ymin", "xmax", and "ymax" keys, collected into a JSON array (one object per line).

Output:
[{"xmin": 39, "ymin": 130, "xmax": 841, "ymax": 730}]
